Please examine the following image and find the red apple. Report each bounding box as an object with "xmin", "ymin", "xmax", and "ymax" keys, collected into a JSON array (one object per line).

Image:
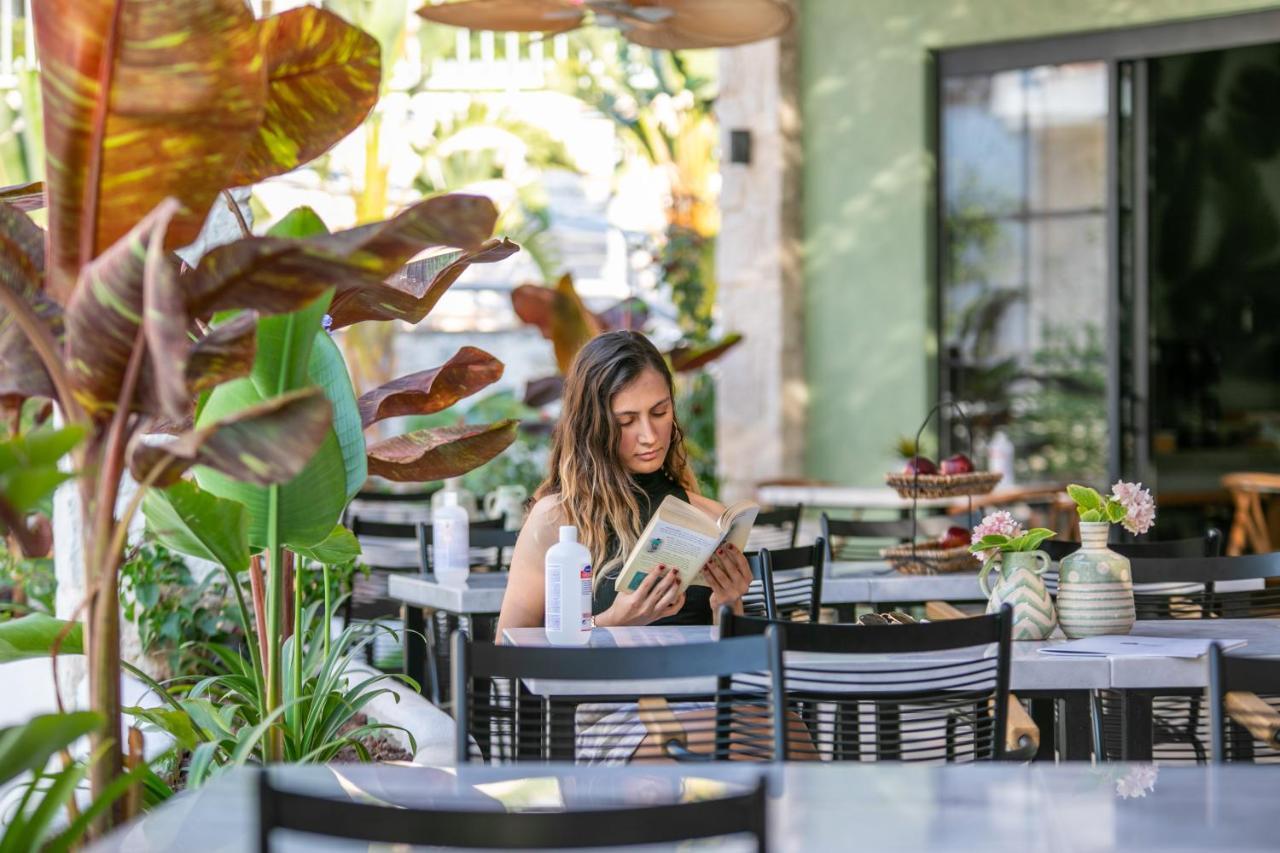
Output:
[
  {"xmin": 902, "ymin": 455, "xmax": 937, "ymax": 475},
  {"xmin": 940, "ymin": 453, "xmax": 974, "ymax": 475},
  {"xmin": 939, "ymin": 526, "xmax": 970, "ymax": 549}
]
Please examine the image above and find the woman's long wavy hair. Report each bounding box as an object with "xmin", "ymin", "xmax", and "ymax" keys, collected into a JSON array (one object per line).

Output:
[{"xmin": 534, "ymin": 331, "xmax": 695, "ymax": 591}]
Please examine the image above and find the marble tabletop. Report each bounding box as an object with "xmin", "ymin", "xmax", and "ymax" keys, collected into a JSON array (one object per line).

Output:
[
  {"xmin": 90, "ymin": 761, "xmax": 1280, "ymax": 852},
  {"xmin": 388, "ymin": 571, "xmax": 508, "ymax": 614}
]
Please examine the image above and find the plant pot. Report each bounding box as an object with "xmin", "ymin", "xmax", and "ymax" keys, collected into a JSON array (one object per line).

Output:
[
  {"xmin": 1056, "ymin": 522, "xmax": 1135, "ymax": 638},
  {"xmin": 979, "ymin": 550, "xmax": 1056, "ymax": 640}
]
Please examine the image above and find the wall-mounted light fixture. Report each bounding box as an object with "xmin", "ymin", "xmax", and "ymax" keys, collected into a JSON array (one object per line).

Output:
[{"xmin": 729, "ymin": 129, "xmax": 752, "ymax": 164}]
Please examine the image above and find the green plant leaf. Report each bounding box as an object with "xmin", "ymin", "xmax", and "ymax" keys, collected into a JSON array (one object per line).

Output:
[
  {"xmin": 1018, "ymin": 528, "xmax": 1057, "ymax": 552},
  {"xmin": 125, "ymin": 706, "xmax": 202, "ymax": 752},
  {"xmin": 142, "ymin": 480, "xmax": 250, "ymax": 573},
  {"xmin": 0, "ymin": 711, "xmax": 99, "ymax": 787},
  {"xmin": 1105, "ymin": 499, "xmax": 1128, "ymax": 524},
  {"xmin": 0, "ymin": 614, "xmax": 83, "ymax": 663},
  {"xmin": 967, "ymin": 534, "xmax": 1009, "ymax": 553},
  {"xmin": 1067, "ymin": 484, "xmax": 1103, "ymax": 512},
  {"xmin": 0, "ymin": 425, "xmax": 85, "ymax": 475},
  {"xmin": 194, "ymin": 292, "xmax": 346, "ymax": 548},
  {"xmin": 366, "ymin": 420, "xmax": 519, "ymax": 482},
  {"xmin": 309, "ymin": 331, "xmax": 366, "ymax": 502},
  {"xmin": 291, "ymin": 524, "xmax": 361, "ymax": 565},
  {"xmin": 357, "ymin": 346, "xmax": 504, "ymax": 428},
  {"xmin": 1079, "ymin": 508, "xmax": 1105, "ymax": 523}
]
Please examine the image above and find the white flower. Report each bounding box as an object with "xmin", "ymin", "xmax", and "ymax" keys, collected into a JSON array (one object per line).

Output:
[
  {"xmin": 1112, "ymin": 481, "xmax": 1156, "ymax": 536},
  {"xmin": 1114, "ymin": 765, "xmax": 1158, "ymax": 799}
]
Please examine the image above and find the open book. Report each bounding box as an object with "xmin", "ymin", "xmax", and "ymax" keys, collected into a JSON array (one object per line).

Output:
[{"xmin": 613, "ymin": 495, "xmax": 759, "ymax": 595}]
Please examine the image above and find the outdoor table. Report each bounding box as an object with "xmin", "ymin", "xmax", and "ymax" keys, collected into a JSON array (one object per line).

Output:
[
  {"xmin": 90, "ymin": 761, "xmax": 1280, "ymax": 851},
  {"xmin": 388, "ymin": 572, "xmax": 508, "ymax": 698},
  {"xmin": 755, "ymin": 483, "xmax": 1067, "ymax": 514}
]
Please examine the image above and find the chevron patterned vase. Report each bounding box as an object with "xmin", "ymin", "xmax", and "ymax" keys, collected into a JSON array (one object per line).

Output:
[
  {"xmin": 1056, "ymin": 522, "xmax": 1136, "ymax": 638},
  {"xmin": 981, "ymin": 550, "xmax": 1057, "ymax": 640}
]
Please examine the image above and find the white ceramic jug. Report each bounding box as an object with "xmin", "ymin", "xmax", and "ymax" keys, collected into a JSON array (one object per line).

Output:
[{"xmin": 484, "ymin": 484, "xmax": 528, "ymax": 530}]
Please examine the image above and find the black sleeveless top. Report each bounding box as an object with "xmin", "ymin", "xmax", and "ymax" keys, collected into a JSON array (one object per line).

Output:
[{"xmin": 591, "ymin": 469, "xmax": 713, "ymax": 626}]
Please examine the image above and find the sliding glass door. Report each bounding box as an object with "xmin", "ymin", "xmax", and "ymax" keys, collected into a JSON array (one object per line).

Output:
[{"xmin": 936, "ymin": 10, "xmax": 1280, "ymax": 528}]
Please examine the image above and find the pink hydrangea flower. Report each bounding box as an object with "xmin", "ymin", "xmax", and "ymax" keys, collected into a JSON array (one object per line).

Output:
[
  {"xmin": 970, "ymin": 511, "xmax": 1023, "ymax": 562},
  {"xmin": 1112, "ymin": 481, "xmax": 1156, "ymax": 535}
]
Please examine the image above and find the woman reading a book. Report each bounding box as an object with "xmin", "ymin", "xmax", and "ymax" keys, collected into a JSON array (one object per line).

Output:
[{"xmin": 498, "ymin": 330, "xmax": 755, "ymax": 636}]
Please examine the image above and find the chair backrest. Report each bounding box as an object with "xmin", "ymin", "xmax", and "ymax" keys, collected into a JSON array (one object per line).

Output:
[
  {"xmin": 451, "ymin": 630, "xmax": 785, "ymax": 764},
  {"xmin": 1208, "ymin": 645, "xmax": 1280, "ymax": 764},
  {"xmin": 820, "ymin": 513, "xmax": 951, "ymax": 562},
  {"xmin": 748, "ymin": 504, "xmax": 803, "ymax": 551},
  {"xmin": 257, "ymin": 768, "xmax": 767, "ymax": 852},
  {"xmin": 721, "ymin": 608, "xmax": 1013, "ymax": 762},
  {"xmin": 415, "ymin": 518, "xmax": 510, "ymax": 573},
  {"xmin": 418, "ymin": 521, "xmax": 515, "ymax": 566},
  {"xmin": 349, "ymin": 516, "xmax": 421, "ymax": 572},
  {"xmin": 744, "ymin": 542, "xmax": 824, "ymax": 622},
  {"xmin": 1041, "ymin": 528, "xmax": 1223, "ymax": 562},
  {"xmin": 1126, "ymin": 550, "xmax": 1280, "ymax": 619}
]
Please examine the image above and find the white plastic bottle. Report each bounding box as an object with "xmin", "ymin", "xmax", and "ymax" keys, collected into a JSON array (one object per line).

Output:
[
  {"xmin": 544, "ymin": 526, "xmax": 592, "ymax": 646},
  {"xmin": 988, "ymin": 430, "xmax": 1016, "ymax": 486},
  {"xmin": 433, "ymin": 491, "xmax": 470, "ymax": 585}
]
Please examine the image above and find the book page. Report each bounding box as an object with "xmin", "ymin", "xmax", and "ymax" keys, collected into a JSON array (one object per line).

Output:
[
  {"xmin": 615, "ymin": 517, "xmax": 721, "ymax": 594},
  {"xmin": 717, "ymin": 502, "xmax": 759, "ymax": 552}
]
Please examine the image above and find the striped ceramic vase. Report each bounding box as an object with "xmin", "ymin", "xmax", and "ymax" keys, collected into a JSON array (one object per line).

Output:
[
  {"xmin": 980, "ymin": 550, "xmax": 1057, "ymax": 640},
  {"xmin": 1056, "ymin": 522, "xmax": 1135, "ymax": 638}
]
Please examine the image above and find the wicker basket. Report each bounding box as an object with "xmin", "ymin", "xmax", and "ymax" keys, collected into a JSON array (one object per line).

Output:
[
  {"xmin": 881, "ymin": 540, "xmax": 980, "ymax": 575},
  {"xmin": 884, "ymin": 470, "xmax": 1002, "ymax": 499}
]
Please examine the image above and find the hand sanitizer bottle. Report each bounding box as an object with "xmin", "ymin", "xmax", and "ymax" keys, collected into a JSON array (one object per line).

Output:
[
  {"xmin": 433, "ymin": 491, "xmax": 470, "ymax": 585},
  {"xmin": 545, "ymin": 526, "xmax": 592, "ymax": 646}
]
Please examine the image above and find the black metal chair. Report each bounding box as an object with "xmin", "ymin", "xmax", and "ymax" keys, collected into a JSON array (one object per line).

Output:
[
  {"xmin": 1040, "ymin": 529, "xmax": 1222, "ymax": 564},
  {"xmin": 820, "ymin": 513, "xmax": 951, "ymax": 562},
  {"xmin": 451, "ymin": 629, "xmax": 786, "ymax": 764},
  {"xmin": 720, "ymin": 607, "xmax": 1020, "ymax": 762},
  {"xmin": 747, "ymin": 504, "xmax": 803, "ymax": 551},
  {"xmin": 1208, "ymin": 646, "xmax": 1280, "ymax": 764},
  {"xmin": 257, "ymin": 767, "xmax": 768, "ymax": 852},
  {"xmin": 744, "ymin": 542, "xmax": 825, "ymax": 623},
  {"xmin": 1095, "ymin": 549, "xmax": 1280, "ymax": 765}
]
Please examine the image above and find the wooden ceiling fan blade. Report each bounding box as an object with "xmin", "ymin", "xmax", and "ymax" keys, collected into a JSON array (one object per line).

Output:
[
  {"xmin": 630, "ymin": 0, "xmax": 792, "ymax": 47},
  {"xmin": 416, "ymin": 0, "xmax": 586, "ymax": 34}
]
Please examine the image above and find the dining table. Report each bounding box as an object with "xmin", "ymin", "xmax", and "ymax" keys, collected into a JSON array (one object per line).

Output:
[{"xmin": 89, "ymin": 760, "xmax": 1280, "ymax": 851}]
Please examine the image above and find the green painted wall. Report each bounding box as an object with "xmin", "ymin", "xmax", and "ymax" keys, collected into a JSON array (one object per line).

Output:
[{"xmin": 801, "ymin": 0, "xmax": 1280, "ymax": 484}]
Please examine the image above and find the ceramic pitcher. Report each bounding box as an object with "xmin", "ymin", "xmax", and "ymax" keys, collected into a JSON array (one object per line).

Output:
[
  {"xmin": 979, "ymin": 550, "xmax": 1057, "ymax": 640},
  {"xmin": 484, "ymin": 484, "xmax": 528, "ymax": 530},
  {"xmin": 1056, "ymin": 521, "xmax": 1135, "ymax": 638}
]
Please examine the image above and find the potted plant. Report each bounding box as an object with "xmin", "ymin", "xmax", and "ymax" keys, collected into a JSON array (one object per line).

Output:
[
  {"xmin": 969, "ymin": 511, "xmax": 1057, "ymax": 640},
  {"xmin": 1056, "ymin": 482, "xmax": 1156, "ymax": 638}
]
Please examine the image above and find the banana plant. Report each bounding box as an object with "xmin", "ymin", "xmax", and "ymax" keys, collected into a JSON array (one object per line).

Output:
[
  {"xmin": 0, "ymin": 2, "xmax": 517, "ymax": 831},
  {"xmin": 510, "ymin": 272, "xmax": 740, "ymax": 403}
]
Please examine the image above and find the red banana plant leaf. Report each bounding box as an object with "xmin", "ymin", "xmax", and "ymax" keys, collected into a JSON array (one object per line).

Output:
[
  {"xmin": 667, "ymin": 333, "xmax": 744, "ymax": 372},
  {"xmin": 511, "ymin": 273, "xmax": 602, "ymax": 374},
  {"xmin": 126, "ymin": 387, "xmax": 333, "ymax": 488},
  {"xmin": 0, "ymin": 181, "xmax": 45, "ymax": 212},
  {"xmin": 33, "ymin": 1, "xmax": 381, "ymax": 302},
  {"xmin": 226, "ymin": 7, "xmax": 380, "ymax": 186},
  {"xmin": 358, "ymin": 346, "xmax": 504, "ymax": 428},
  {"xmin": 0, "ymin": 203, "xmax": 59, "ymax": 410},
  {"xmin": 330, "ymin": 236, "xmax": 519, "ymax": 328},
  {"xmin": 366, "ymin": 420, "xmax": 519, "ymax": 482}
]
